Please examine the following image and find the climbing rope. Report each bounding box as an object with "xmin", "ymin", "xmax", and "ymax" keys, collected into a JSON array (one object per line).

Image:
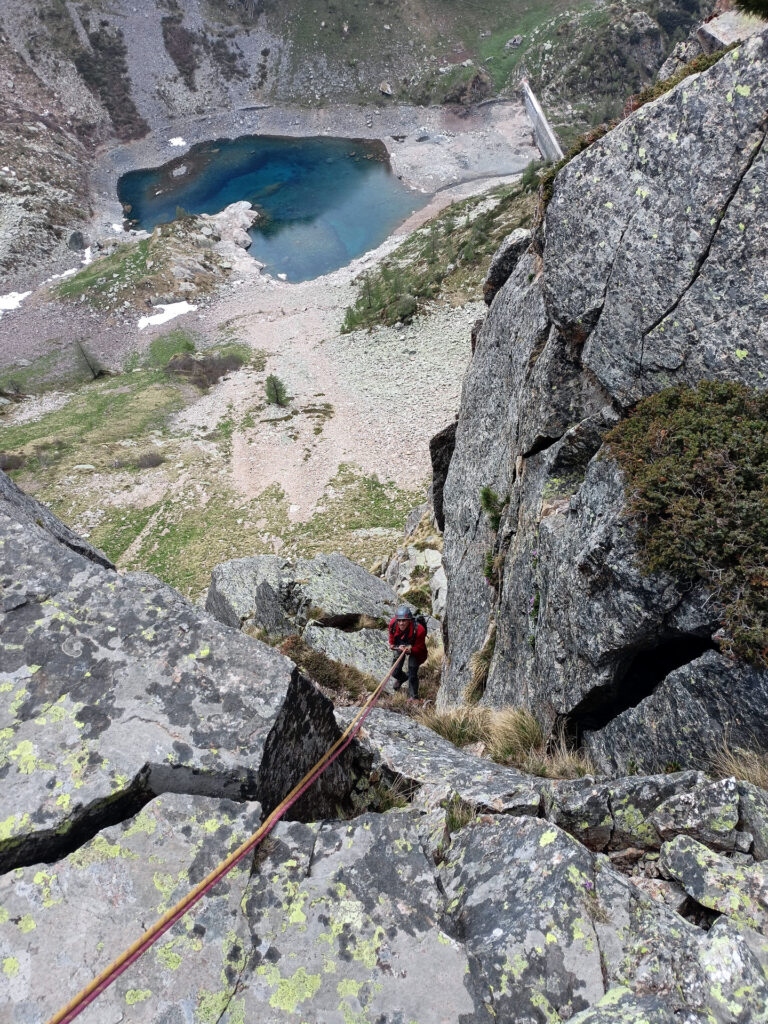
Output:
[{"xmin": 46, "ymin": 652, "xmax": 406, "ymax": 1024}]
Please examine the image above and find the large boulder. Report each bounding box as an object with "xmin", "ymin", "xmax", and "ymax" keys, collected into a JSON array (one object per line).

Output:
[
  {"xmin": 1, "ymin": 793, "xmax": 262, "ymax": 1024},
  {"xmin": 0, "ymin": 476, "xmax": 366, "ymax": 872},
  {"xmin": 338, "ymin": 708, "xmax": 543, "ymax": 816},
  {"xmin": 439, "ymin": 34, "xmax": 768, "ymax": 772},
  {"xmin": 206, "ymin": 552, "xmax": 398, "ymax": 636},
  {"xmin": 302, "ymin": 622, "xmax": 392, "ymax": 681}
]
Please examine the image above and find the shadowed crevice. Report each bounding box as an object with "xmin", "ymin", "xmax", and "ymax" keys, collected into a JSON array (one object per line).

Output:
[{"xmin": 564, "ymin": 633, "xmax": 717, "ymax": 740}]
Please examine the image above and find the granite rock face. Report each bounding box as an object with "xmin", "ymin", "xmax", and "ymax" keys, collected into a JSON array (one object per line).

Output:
[
  {"xmin": 206, "ymin": 552, "xmax": 398, "ymax": 635},
  {"xmin": 1, "ymin": 794, "xmax": 262, "ymax": 1024},
  {"xmin": 482, "ymin": 227, "xmax": 532, "ymax": 305},
  {"xmin": 302, "ymin": 623, "xmax": 392, "ymax": 681},
  {"xmin": 0, "ymin": 475, "xmax": 366, "ymax": 872},
  {"xmin": 440, "ymin": 34, "xmax": 768, "ymax": 772}
]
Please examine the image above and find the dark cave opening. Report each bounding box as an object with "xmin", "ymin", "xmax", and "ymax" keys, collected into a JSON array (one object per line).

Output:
[{"xmin": 564, "ymin": 633, "xmax": 717, "ymax": 739}]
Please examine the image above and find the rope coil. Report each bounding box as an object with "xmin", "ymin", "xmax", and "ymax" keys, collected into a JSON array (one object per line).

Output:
[{"xmin": 46, "ymin": 653, "xmax": 405, "ymax": 1024}]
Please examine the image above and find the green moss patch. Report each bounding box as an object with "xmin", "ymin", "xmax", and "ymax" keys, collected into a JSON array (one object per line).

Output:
[{"xmin": 606, "ymin": 381, "xmax": 768, "ymax": 667}]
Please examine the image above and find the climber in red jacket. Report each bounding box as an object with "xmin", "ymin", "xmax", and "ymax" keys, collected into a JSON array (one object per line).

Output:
[{"xmin": 388, "ymin": 605, "xmax": 428, "ymax": 700}]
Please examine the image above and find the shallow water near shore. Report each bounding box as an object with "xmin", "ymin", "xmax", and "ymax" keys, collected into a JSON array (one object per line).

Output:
[{"xmin": 118, "ymin": 134, "xmax": 427, "ymax": 282}]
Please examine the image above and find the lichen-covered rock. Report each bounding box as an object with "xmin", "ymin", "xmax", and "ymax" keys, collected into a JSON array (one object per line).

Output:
[
  {"xmin": 221, "ymin": 812, "xmax": 479, "ymax": 1023},
  {"xmin": 738, "ymin": 782, "xmax": 768, "ymax": 861},
  {"xmin": 650, "ymin": 777, "xmax": 742, "ymax": 852},
  {"xmin": 585, "ymin": 651, "xmax": 768, "ymax": 775},
  {"xmin": 206, "ymin": 552, "xmax": 398, "ymax": 636},
  {"xmin": 567, "ymin": 987, "xmax": 679, "ymax": 1024},
  {"xmin": 301, "ymin": 623, "xmax": 391, "ymax": 681},
  {"xmin": 661, "ymin": 835, "xmax": 768, "ymax": 934},
  {"xmin": 1, "ymin": 794, "xmax": 262, "ymax": 1024},
  {"xmin": 441, "ymin": 816, "xmax": 768, "ymax": 1023},
  {"xmin": 0, "ymin": 493, "xmax": 364, "ymax": 872},
  {"xmin": 440, "ymin": 35, "xmax": 768, "ymax": 772},
  {"xmin": 482, "ymin": 227, "xmax": 532, "ymax": 305},
  {"xmin": 338, "ymin": 708, "xmax": 544, "ymax": 815},
  {"xmin": 545, "ymin": 771, "xmax": 709, "ymax": 851}
]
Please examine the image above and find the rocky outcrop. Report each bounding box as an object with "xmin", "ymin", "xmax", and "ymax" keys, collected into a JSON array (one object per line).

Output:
[
  {"xmin": 0, "ymin": 793, "xmax": 263, "ymax": 1022},
  {"xmin": 0, "ymin": 472, "xmax": 366, "ymax": 872},
  {"xmin": 443, "ymin": 814, "xmax": 768, "ymax": 1023},
  {"xmin": 381, "ymin": 504, "xmax": 446, "ymax": 619},
  {"xmin": 6, "ymin": 475, "xmax": 768, "ymax": 1022},
  {"xmin": 206, "ymin": 551, "xmax": 398, "ymax": 636},
  {"xmin": 440, "ymin": 34, "xmax": 768, "ymax": 771},
  {"xmin": 482, "ymin": 227, "xmax": 532, "ymax": 305}
]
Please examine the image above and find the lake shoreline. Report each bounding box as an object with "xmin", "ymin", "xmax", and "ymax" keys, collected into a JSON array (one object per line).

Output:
[{"xmin": 88, "ymin": 100, "xmax": 539, "ymax": 240}]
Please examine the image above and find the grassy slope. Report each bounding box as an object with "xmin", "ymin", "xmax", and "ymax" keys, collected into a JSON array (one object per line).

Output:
[
  {"xmin": 0, "ymin": 329, "xmax": 421, "ymax": 597},
  {"xmin": 199, "ymin": 0, "xmax": 704, "ymax": 131},
  {"xmin": 343, "ymin": 179, "xmax": 537, "ymax": 331}
]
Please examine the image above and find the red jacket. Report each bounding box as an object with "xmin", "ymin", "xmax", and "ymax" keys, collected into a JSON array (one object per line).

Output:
[{"xmin": 388, "ymin": 617, "xmax": 428, "ymax": 664}]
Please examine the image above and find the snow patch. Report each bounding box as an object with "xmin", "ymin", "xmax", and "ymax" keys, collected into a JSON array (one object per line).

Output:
[
  {"xmin": 0, "ymin": 291, "xmax": 31, "ymax": 318},
  {"xmin": 82, "ymin": 247, "xmax": 94, "ymax": 265},
  {"xmin": 138, "ymin": 301, "xmax": 198, "ymax": 331},
  {"xmin": 45, "ymin": 268, "xmax": 78, "ymax": 283},
  {"xmin": 111, "ymin": 223, "xmax": 124, "ymax": 233},
  {"xmin": 169, "ymin": 137, "xmax": 187, "ymax": 147}
]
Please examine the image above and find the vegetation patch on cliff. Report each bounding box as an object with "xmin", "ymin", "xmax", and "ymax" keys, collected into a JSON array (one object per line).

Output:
[
  {"xmin": 416, "ymin": 706, "xmax": 595, "ymax": 778},
  {"xmin": 607, "ymin": 381, "xmax": 768, "ymax": 667},
  {"xmin": 342, "ymin": 183, "xmax": 535, "ymax": 332}
]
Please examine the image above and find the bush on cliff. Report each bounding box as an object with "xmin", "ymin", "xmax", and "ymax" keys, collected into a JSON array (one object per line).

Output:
[
  {"xmin": 607, "ymin": 381, "xmax": 768, "ymax": 667},
  {"xmin": 734, "ymin": 0, "xmax": 768, "ymax": 18}
]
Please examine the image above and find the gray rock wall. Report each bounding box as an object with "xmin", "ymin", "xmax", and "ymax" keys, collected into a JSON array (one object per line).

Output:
[
  {"xmin": 440, "ymin": 33, "xmax": 768, "ymax": 771},
  {"xmin": 0, "ymin": 473, "xmax": 366, "ymax": 873}
]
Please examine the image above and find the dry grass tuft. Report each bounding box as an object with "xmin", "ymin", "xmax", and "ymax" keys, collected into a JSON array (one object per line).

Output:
[
  {"xmin": 415, "ymin": 705, "xmax": 594, "ymax": 779},
  {"xmin": 445, "ymin": 795, "xmax": 477, "ymax": 834},
  {"xmin": 279, "ymin": 635, "xmax": 377, "ymax": 701},
  {"xmin": 416, "ymin": 705, "xmax": 490, "ymax": 748},
  {"xmin": 711, "ymin": 741, "xmax": 768, "ymax": 791},
  {"xmin": 485, "ymin": 708, "xmax": 543, "ymax": 764},
  {"xmin": 466, "ymin": 624, "xmax": 496, "ymax": 704},
  {"xmin": 519, "ymin": 726, "xmax": 595, "ymax": 780}
]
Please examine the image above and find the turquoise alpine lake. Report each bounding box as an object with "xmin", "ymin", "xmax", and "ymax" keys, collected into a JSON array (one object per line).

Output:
[{"xmin": 117, "ymin": 135, "xmax": 427, "ymax": 283}]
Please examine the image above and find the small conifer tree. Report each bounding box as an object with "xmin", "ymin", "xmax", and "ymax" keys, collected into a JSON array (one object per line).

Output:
[{"xmin": 265, "ymin": 374, "xmax": 289, "ymax": 407}]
